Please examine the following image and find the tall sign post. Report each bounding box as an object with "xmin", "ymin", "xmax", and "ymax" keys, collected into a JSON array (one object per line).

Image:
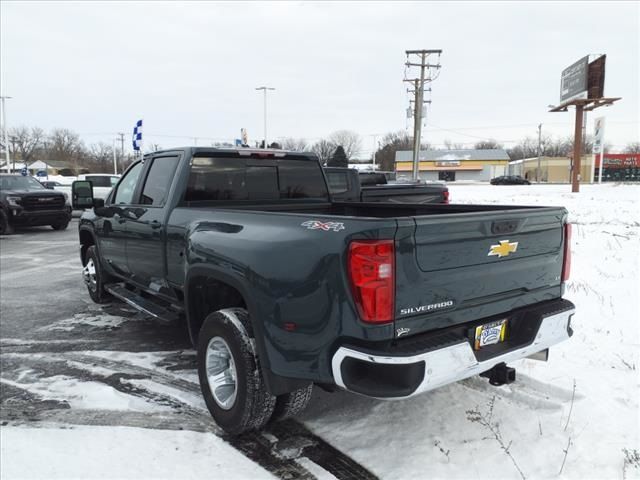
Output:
[
  {"xmin": 549, "ymin": 54, "xmax": 620, "ymax": 193},
  {"xmin": 593, "ymin": 117, "xmax": 606, "ymax": 183}
]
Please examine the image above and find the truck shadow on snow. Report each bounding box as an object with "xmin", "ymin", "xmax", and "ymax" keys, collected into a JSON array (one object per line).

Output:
[{"xmin": 0, "ymin": 303, "xmax": 378, "ymax": 480}]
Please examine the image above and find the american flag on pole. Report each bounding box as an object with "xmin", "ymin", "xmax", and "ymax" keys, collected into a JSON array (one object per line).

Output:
[{"xmin": 132, "ymin": 119, "xmax": 143, "ymax": 152}]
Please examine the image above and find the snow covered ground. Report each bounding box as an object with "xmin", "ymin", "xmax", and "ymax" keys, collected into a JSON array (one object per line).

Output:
[
  {"xmin": 302, "ymin": 184, "xmax": 640, "ymax": 479},
  {"xmin": 1, "ymin": 183, "xmax": 639, "ymax": 479}
]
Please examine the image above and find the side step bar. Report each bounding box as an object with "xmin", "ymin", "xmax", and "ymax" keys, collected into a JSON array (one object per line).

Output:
[{"xmin": 105, "ymin": 283, "xmax": 180, "ymax": 323}]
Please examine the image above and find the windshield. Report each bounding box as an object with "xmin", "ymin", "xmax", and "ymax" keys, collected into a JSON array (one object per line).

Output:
[{"xmin": 0, "ymin": 176, "xmax": 46, "ymax": 191}]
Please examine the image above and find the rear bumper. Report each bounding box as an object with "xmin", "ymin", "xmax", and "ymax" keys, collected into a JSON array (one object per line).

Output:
[{"xmin": 331, "ymin": 299, "xmax": 575, "ymax": 399}]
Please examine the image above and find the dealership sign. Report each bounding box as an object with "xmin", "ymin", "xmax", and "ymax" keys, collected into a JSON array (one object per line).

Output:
[{"xmin": 435, "ymin": 160, "xmax": 461, "ymax": 167}]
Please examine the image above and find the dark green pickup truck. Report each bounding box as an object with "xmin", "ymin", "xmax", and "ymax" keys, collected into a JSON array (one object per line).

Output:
[{"xmin": 73, "ymin": 147, "xmax": 575, "ymax": 434}]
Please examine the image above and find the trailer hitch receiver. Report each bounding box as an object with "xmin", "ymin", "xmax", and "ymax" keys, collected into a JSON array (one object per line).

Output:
[{"xmin": 480, "ymin": 362, "xmax": 516, "ymax": 386}]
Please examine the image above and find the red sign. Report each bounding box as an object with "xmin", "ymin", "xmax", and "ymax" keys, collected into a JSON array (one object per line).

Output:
[{"xmin": 595, "ymin": 154, "xmax": 640, "ymax": 168}]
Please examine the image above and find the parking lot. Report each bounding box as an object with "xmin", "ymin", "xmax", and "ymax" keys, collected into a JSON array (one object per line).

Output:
[
  {"xmin": 0, "ymin": 220, "xmax": 379, "ymax": 479},
  {"xmin": 1, "ymin": 184, "xmax": 639, "ymax": 479}
]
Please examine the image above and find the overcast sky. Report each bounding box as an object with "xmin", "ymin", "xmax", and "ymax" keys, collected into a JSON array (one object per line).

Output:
[{"xmin": 1, "ymin": 1, "xmax": 638, "ymax": 156}]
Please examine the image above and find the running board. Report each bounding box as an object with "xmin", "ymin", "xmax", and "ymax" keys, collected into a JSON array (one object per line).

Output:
[{"xmin": 105, "ymin": 284, "xmax": 180, "ymax": 323}]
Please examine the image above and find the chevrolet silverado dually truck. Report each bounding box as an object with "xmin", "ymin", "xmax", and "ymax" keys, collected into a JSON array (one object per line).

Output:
[{"xmin": 72, "ymin": 147, "xmax": 575, "ymax": 435}]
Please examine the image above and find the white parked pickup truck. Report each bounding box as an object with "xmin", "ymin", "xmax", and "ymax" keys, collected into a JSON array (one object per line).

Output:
[{"xmin": 54, "ymin": 174, "xmax": 120, "ymax": 208}]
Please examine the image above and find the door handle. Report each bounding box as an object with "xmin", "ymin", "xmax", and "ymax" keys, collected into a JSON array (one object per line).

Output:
[{"xmin": 149, "ymin": 220, "xmax": 162, "ymax": 229}]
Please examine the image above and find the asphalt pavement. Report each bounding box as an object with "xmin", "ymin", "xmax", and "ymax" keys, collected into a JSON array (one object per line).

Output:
[{"xmin": 0, "ymin": 221, "xmax": 377, "ymax": 480}]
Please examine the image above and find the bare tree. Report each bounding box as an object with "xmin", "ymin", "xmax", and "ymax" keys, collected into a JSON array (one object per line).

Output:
[
  {"xmin": 443, "ymin": 139, "xmax": 464, "ymax": 150},
  {"xmin": 623, "ymin": 142, "xmax": 640, "ymax": 153},
  {"xmin": 474, "ymin": 139, "xmax": 504, "ymax": 150},
  {"xmin": 328, "ymin": 130, "xmax": 362, "ymax": 159},
  {"xmin": 48, "ymin": 128, "xmax": 86, "ymax": 174},
  {"xmin": 86, "ymin": 142, "xmax": 115, "ymax": 172},
  {"xmin": 8, "ymin": 126, "xmax": 45, "ymax": 163},
  {"xmin": 280, "ymin": 138, "xmax": 309, "ymax": 152},
  {"xmin": 310, "ymin": 138, "xmax": 336, "ymax": 165},
  {"xmin": 374, "ymin": 131, "xmax": 414, "ymax": 172}
]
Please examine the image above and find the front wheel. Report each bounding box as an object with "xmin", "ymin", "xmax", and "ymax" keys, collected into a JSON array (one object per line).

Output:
[
  {"xmin": 51, "ymin": 221, "xmax": 69, "ymax": 230},
  {"xmin": 83, "ymin": 246, "xmax": 112, "ymax": 303},
  {"xmin": 0, "ymin": 210, "xmax": 13, "ymax": 235},
  {"xmin": 197, "ymin": 308, "xmax": 276, "ymax": 435}
]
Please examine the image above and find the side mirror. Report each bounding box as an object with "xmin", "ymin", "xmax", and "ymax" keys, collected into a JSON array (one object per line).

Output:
[
  {"xmin": 72, "ymin": 180, "xmax": 94, "ymax": 209},
  {"xmin": 93, "ymin": 198, "xmax": 105, "ymax": 208}
]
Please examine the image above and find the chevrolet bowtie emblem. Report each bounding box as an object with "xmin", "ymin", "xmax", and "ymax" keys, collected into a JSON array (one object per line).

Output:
[{"xmin": 488, "ymin": 240, "xmax": 519, "ymax": 258}]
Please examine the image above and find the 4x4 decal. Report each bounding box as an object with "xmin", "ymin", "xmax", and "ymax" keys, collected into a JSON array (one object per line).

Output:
[{"xmin": 301, "ymin": 220, "xmax": 345, "ymax": 232}]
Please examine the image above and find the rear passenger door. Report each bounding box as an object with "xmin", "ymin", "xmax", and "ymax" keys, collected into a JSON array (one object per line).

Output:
[{"xmin": 125, "ymin": 155, "xmax": 181, "ymax": 292}]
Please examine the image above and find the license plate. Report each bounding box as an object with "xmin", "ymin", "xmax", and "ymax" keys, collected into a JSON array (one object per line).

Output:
[{"xmin": 474, "ymin": 319, "xmax": 507, "ymax": 350}]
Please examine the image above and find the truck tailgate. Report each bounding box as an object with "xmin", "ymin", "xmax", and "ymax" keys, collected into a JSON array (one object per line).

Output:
[{"xmin": 395, "ymin": 207, "xmax": 568, "ymax": 335}]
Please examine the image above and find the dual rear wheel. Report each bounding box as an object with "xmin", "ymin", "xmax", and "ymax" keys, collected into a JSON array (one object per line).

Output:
[{"xmin": 197, "ymin": 308, "xmax": 313, "ymax": 435}]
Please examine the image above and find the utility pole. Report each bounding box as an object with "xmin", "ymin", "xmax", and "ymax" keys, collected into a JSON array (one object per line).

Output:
[
  {"xmin": 1, "ymin": 96, "xmax": 12, "ymax": 172},
  {"xmin": 404, "ymin": 49, "xmax": 442, "ymax": 182},
  {"xmin": 370, "ymin": 133, "xmax": 381, "ymax": 169},
  {"xmin": 112, "ymin": 138, "xmax": 118, "ymax": 175},
  {"xmin": 117, "ymin": 132, "xmax": 125, "ymax": 174},
  {"xmin": 255, "ymin": 86, "xmax": 275, "ymax": 148},
  {"xmin": 536, "ymin": 123, "xmax": 542, "ymax": 182}
]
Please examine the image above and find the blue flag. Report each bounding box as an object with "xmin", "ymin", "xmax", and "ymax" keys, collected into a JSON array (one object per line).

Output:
[{"xmin": 132, "ymin": 120, "xmax": 143, "ymax": 151}]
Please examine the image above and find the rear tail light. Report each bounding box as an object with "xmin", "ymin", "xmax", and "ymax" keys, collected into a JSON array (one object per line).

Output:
[
  {"xmin": 442, "ymin": 189, "xmax": 450, "ymax": 204},
  {"xmin": 562, "ymin": 223, "xmax": 572, "ymax": 282},
  {"xmin": 348, "ymin": 240, "xmax": 395, "ymax": 323}
]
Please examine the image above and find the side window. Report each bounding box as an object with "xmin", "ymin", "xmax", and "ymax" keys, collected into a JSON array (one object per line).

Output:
[
  {"xmin": 113, "ymin": 162, "xmax": 144, "ymax": 205},
  {"xmin": 140, "ymin": 156, "xmax": 180, "ymax": 206}
]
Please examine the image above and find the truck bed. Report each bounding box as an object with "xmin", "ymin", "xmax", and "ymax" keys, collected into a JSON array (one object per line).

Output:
[{"xmin": 183, "ymin": 200, "xmax": 552, "ymax": 218}]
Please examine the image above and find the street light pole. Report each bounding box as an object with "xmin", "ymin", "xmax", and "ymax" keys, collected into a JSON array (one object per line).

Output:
[
  {"xmin": 537, "ymin": 123, "xmax": 542, "ymax": 182},
  {"xmin": 255, "ymin": 86, "xmax": 275, "ymax": 148},
  {"xmin": 1, "ymin": 96, "xmax": 12, "ymax": 172}
]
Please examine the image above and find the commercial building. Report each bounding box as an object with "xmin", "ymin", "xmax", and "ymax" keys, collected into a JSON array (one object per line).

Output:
[
  {"xmin": 509, "ymin": 156, "xmax": 594, "ymax": 183},
  {"xmin": 509, "ymin": 153, "xmax": 640, "ymax": 183},
  {"xmin": 395, "ymin": 149, "xmax": 510, "ymax": 182},
  {"xmin": 595, "ymin": 153, "xmax": 640, "ymax": 182}
]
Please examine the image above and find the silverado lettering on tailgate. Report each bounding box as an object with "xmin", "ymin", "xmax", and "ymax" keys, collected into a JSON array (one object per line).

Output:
[{"xmin": 400, "ymin": 300, "xmax": 454, "ymax": 316}]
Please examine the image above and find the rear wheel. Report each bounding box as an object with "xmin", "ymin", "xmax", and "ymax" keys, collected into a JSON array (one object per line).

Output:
[
  {"xmin": 197, "ymin": 308, "xmax": 276, "ymax": 435},
  {"xmin": 0, "ymin": 210, "xmax": 13, "ymax": 235},
  {"xmin": 83, "ymin": 246, "xmax": 112, "ymax": 303},
  {"xmin": 271, "ymin": 384, "xmax": 313, "ymax": 422}
]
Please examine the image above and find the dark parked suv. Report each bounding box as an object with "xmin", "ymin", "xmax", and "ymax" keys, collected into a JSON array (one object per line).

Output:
[{"xmin": 0, "ymin": 174, "xmax": 71, "ymax": 234}]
